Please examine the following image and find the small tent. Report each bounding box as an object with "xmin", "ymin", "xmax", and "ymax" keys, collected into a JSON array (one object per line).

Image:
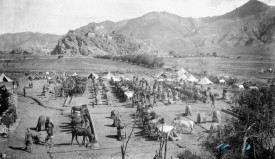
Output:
[
  {"xmin": 0, "ymin": 74, "xmax": 13, "ymax": 82},
  {"xmin": 197, "ymin": 77, "xmax": 213, "ymax": 85},
  {"xmin": 197, "ymin": 112, "xmax": 207, "ymax": 123},
  {"xmin": 72, "ymin": 72, "xmax": 77, "ymax": 76},
  {"xmin": 177, "ymin": 68, "xmax": 187, "ymax": 76},
  {"xmin": 177, "ymin": 74, "xmax": 188, "ymax": 81},
  {"xmin": 103, "ymin": 72, "xmax": 114, "ymax": 80},
  {"xmin": 185, "ymin": 105, "xmax": 192, "ymax": 116},
  {"xmin": 185, "ymin": 75, "xmax": 199, "ymax": 83},
  {"xmin": 212, "ymin": 111, "xmax": 221, "ymax": 123}
]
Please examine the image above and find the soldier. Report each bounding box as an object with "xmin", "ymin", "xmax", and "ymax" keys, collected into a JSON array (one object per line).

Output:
[
  {"xmin": 24, "ymin": 128, "xmax": 33, "ymax": 153},
  {"xmin": 45, "ymin": 121, "xmax": 54, "ymax": 148},
  {"xmin": 211, "ymin": 94, "xmax": 215, "ymax": 108},
  {"xmin": 23, "ymin": 87, "xmax": 26, "ymax": 97},
  {"xmin": 16, "ymin": 81, "xmax": 20, "ymax": 88},
  {"xmin": 153, "ymin": 93, "xmax": 157, "ymax": 107}
]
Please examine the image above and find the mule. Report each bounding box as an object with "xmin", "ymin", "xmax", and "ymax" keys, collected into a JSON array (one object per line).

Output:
[{"xmin": 71, "ymin": 126, "xmax": 95, "ymax": 146}]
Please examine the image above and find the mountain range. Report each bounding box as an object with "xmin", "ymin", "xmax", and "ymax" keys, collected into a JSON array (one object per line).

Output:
[{"xmin": 1, "ymin": 0, "xmax": 275, "ymax": 57}]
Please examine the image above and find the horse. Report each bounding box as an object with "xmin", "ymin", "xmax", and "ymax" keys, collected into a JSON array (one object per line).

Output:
[
  {"xmin": 172, "ymin": 120, "xmax": 195, "ymax": 134},
  {"xmin": 156, "ymin": 124, "xmax": 175, "ymax": 140},
  {"xmin": 71, "ymin": 125, "xmax": 95, "ymax": 146}
]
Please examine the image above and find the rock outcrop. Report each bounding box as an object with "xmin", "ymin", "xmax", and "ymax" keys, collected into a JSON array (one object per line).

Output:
[{"xmin": 51, "ymin": 23, "xmax": 139, "ymax": 56}]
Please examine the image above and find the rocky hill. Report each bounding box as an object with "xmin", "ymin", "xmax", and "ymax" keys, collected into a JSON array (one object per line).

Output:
[
  {"xmin": 96, "ymin": 0, "xmax": 275, "ymax": 57},
  {"xmin": 51, "ymin": 22, "xmax": 139, "ymax": 56},
  {"xmin": 0, "ymin": 32, "xmax": 61, "ymax": 55},
  {"xmin": 52, "ymin": 0, "xmax": 275, "ymax": 56}
]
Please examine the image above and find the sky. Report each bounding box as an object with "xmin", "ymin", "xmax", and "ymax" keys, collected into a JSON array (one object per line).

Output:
[{"xmin": 0, "ymin": 0, "xmax": 274, "ymax": 35}]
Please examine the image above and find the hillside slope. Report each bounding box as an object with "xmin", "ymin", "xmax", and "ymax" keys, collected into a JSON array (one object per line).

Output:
[
  {"xmin": 0, "ymin": 32, "xmax": 61, "ymax": 54},
  {"xmin": 49, "ymin": 0, "xmax": 275, "ymax": 57},
  {"xmin": 99, "ymin": 0, "xmax": 275, "ymax": 56}
]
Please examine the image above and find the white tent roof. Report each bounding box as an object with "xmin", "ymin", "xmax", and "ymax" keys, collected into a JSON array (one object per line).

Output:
[
  {"xmin": 185, "ymin": 75, "xmax": 198, "ymax": 82},
  {"xmin": 156, "ymin": 72, "xmax": 166, "ymax": 78},
  {"xmin": 103, "ymin": 72, "xmax": 114, "ymax": 80},
  {"xmin": 72, "ymin": 72, "xmax": 77, "ymax": 76},
  {"xmin": 0, "ymin": 74, "xmax": 13, "ymax": 82},
  {"xmin": 177, "ymin": 74, "xmax": 188, "ymax": 80},
  {"xmin": 177, "ymin": 68, "xmax": 187, "ymax": 75},
  {"xmin": 197, "ymin": 77, "xmax": 214, "ymax": 85}
]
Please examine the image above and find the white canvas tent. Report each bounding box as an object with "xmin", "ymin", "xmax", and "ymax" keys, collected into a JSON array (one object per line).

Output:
[
  {"xmin": 185, "ymin": 75, "xmax": 199, "ymax": 82},
  {"xmin": 0, "ymin": 74, "xmax": 13, "ymax": 82},
  {"xmin": 177, "ymin": 68, "xmax": 187, "ymax": 76},
  {"xmin": 72, "ymin": 72, "xmax": 77, "ymax": 76},
  {"xmin": 197, "ymin": 77, "xmax": 213, "ymax": 85},
  {"xmin": 103, "ymin": 72, "xmax": 114, "ymax": 80},
  {"xmin": 177, "ymin": 74, "xmax": 188, "ymax": 80}
]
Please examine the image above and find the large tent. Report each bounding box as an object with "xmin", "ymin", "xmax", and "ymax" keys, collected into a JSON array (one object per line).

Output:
[
  {"xmin": 0, "ymin": 74, "xmax": 13, "ymax": 82},
  {"xmin": 103, "ymin": 72, "xmax": 114, "ymax": 80},
  {"xmin": 197, "ymin": 77, "xmax": 214, "ymax": 85},
  {"xmin": 185, "ymin": 75, "xmax": 199, "ymax": 82},
  {"xmin": 177, "ymin": 68, "xmax": 187, "ymax": 76},
  {"xmin": 177, "ymin": 74, "xmax": 188, "ymax": 80}
]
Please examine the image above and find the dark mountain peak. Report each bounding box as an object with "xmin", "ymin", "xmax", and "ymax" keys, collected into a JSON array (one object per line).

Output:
[{"xmin": 223, "ymin": 0, "xmax": 270, "ymax": 19}]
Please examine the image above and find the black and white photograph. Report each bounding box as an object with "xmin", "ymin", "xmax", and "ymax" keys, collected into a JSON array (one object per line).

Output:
[{"xmin": 0, "ymin": 0, "xmax": 275, "ymax": 158}]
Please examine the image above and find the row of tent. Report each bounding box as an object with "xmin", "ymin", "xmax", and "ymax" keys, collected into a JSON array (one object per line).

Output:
[{"xmin": 157, "ymin": 68, "xmax": 214, "ymax": 85}]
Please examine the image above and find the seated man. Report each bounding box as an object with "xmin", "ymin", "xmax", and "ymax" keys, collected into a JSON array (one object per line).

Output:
[{"xmin": 0, "ymin": 122, "xmax": 9, "ymax": 138}]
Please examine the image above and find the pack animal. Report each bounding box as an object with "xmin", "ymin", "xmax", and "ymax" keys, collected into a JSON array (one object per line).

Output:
[
  {"xmin": 71, "ymin": 126, "xmax": 95, "ymax": 145},
  {"xmin": 172, "ymin": 120, "xmax": 195, "ymax": 134},
  {"xmin": 71, "ymin": 105, "xmax": 87, "ymax": 115}
]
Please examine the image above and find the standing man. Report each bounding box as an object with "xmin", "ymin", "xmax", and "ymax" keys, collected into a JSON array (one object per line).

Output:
[
  {"xmin": 16, "ymin": 81, "xmax": 20, "ymax": 88},
  {"xmin": 211, "ymin": 94, "xmax": 215, "ymax": 108},
  {"xmin": 12, "ymin": 81, "xmax": 16, "ymax": 89},
  {"xmin": 45, "ymin": 121, "xmax": 54, "ymax": 148},
  {"xmin": 25, "ymin": 128, "xmax": 33, "ymax": 153},
  {"xmin": 23, "ymin": 87, "xmax": 26, "ymax": 97},
  {"xmin": 153, "ymin": 93, "xmax": 157, "ymax": 107}
]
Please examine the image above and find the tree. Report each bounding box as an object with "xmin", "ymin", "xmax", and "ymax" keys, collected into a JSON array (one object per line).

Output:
[{"xmin": 201, "ymin": 86, "xmax": 275, "ymax": 159}]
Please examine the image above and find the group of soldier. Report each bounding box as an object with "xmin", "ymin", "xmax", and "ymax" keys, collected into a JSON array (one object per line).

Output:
[
  {"xmin": 25, "ymin": 116, "xmax": 54, "ymax": 153},
  {"xmin": 90, "ymin": 76, "xmax": 111, "ymax": 106}
]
